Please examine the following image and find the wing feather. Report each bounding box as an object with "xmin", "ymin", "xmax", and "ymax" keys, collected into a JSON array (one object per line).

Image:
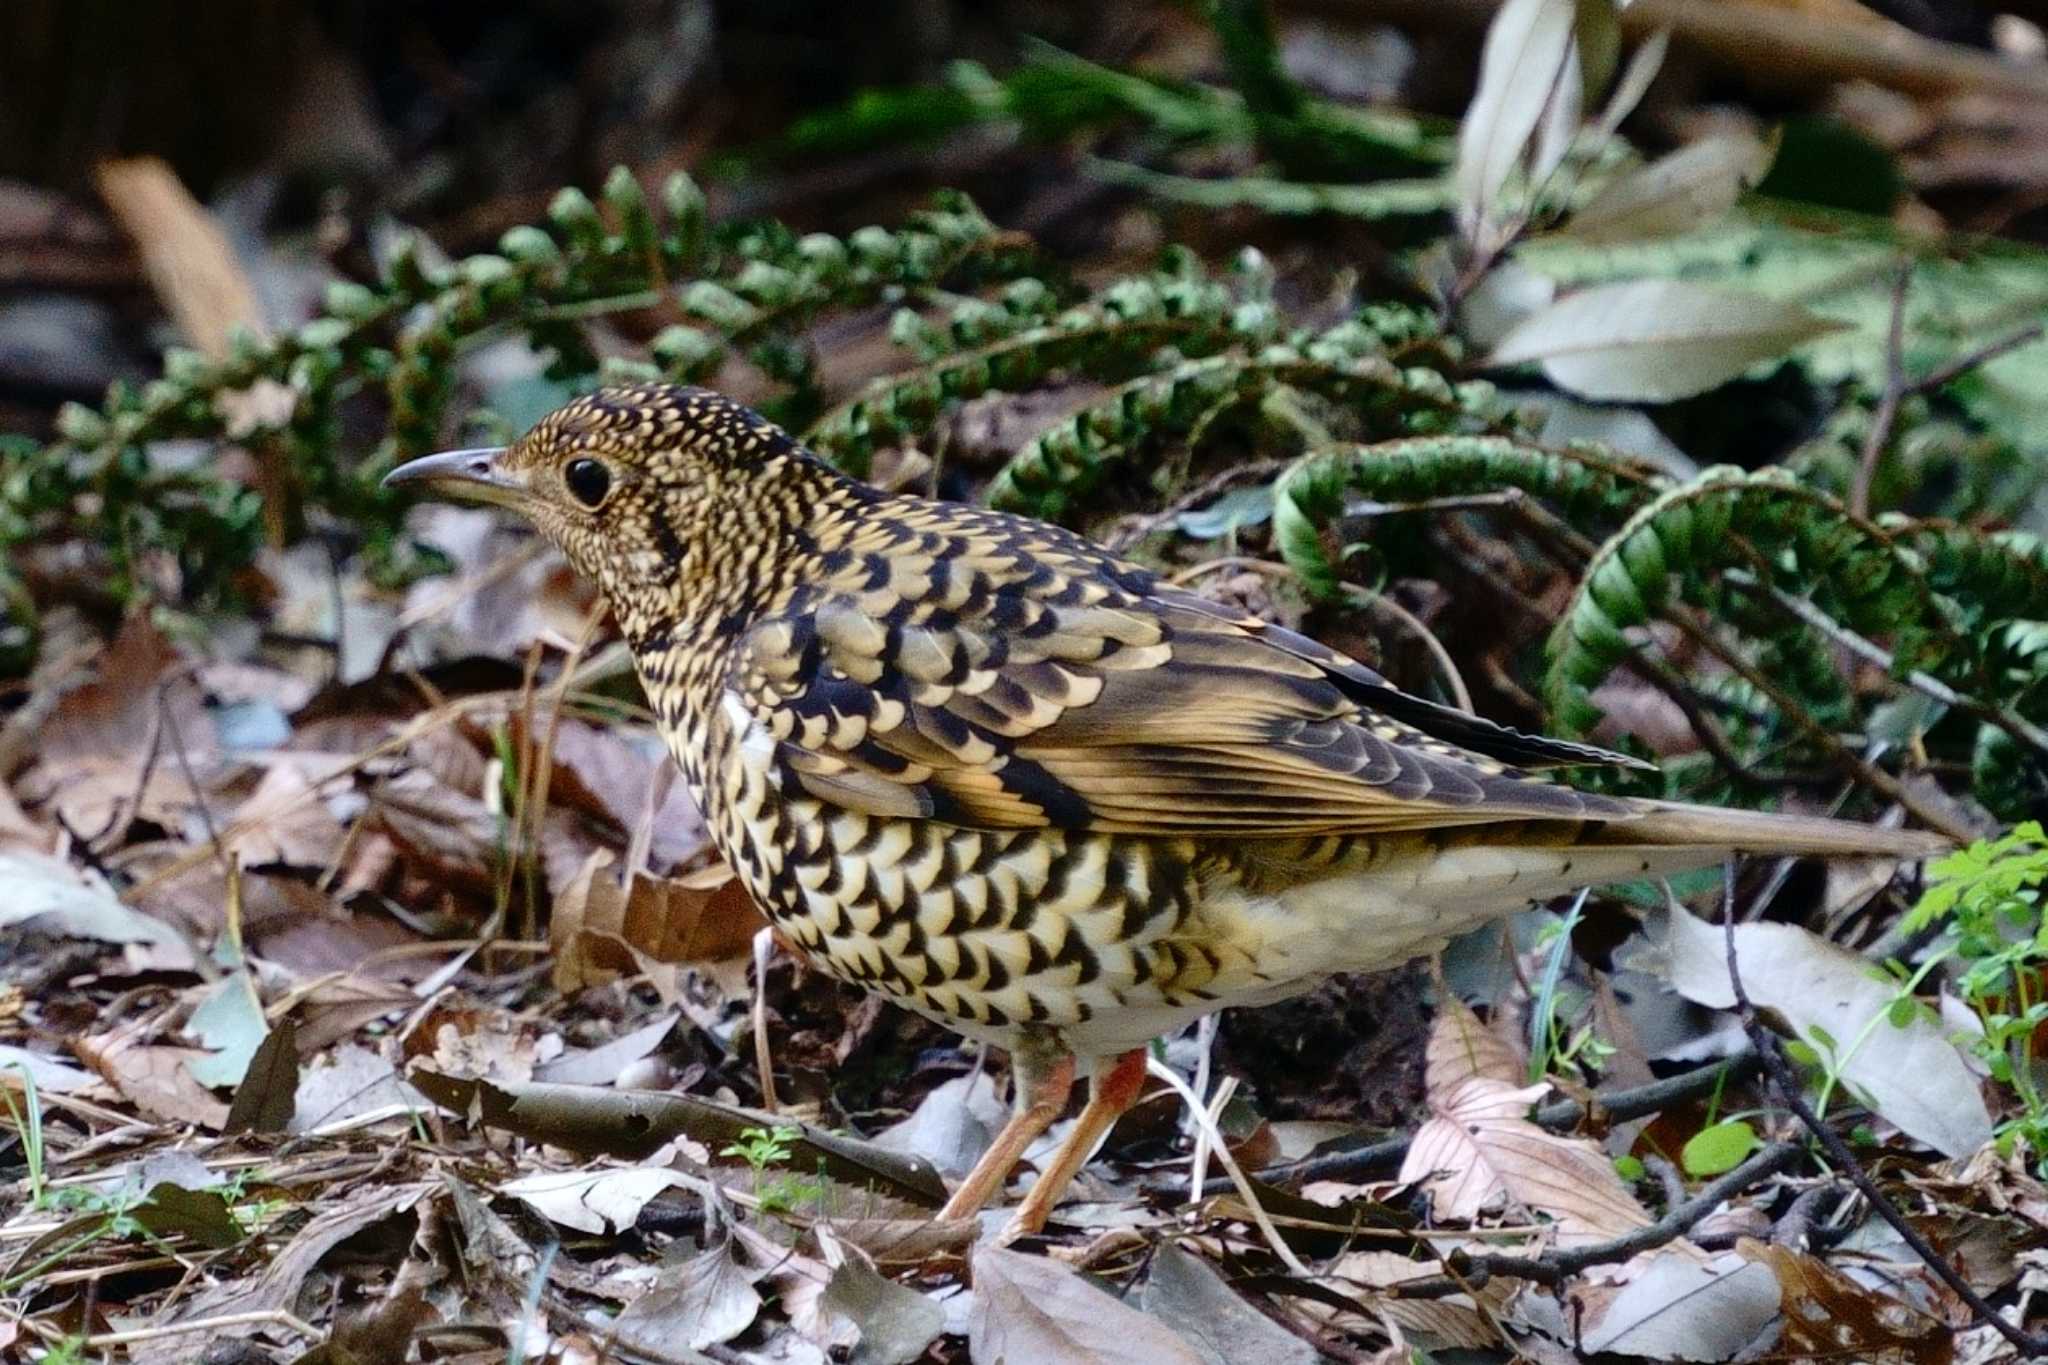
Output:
[{"xmin": 733, "ymin": 504, "xmax": 1643, "ymax": 838}]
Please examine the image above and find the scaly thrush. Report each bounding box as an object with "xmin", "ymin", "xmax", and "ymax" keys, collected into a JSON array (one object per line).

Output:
[{"xmin": 387, "ymin": 384, "xmax": 1946, "ymax": 1239}]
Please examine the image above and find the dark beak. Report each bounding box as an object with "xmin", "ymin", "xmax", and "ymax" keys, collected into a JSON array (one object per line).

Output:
[{"xmin": 381, "ymin": 447, "xmax": 526, "ymax": 507}]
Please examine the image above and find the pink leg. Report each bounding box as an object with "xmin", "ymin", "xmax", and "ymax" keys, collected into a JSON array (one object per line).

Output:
[
  {"xmin": 937, "ymin": 1048, "xmax": 1075, "ymax": 1222},
  {"xmin": 1000, "ymin": 1048, "xmax": 1150, "ymax": 1241}
]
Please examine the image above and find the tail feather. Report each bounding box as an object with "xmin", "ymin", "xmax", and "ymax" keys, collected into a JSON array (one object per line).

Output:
[{"xmin": 1604, "ymin": 799, "xmax": 1951, "ymax": 860}]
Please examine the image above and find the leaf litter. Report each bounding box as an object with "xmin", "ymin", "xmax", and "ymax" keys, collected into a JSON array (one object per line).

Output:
[
  {"xmin": 5, "ymin": 11, "xmax": 2047, "ymax": 1358},
  {"xmin": 0, "ymin": 421, "xmax": 2037, "ymax": 1365}
]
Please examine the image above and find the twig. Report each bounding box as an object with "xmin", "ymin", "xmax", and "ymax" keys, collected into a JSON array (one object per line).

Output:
[
  {"xmin": 1344, "ymin": 585, "xmax": 1474, "ymax": 715},
  {"xmin": 1727, "ymin": 568, "xmax": 2048, "ymax": 762},
  {"xmin": 1905, "ymin": 321, "xmax": 2048, "ymax": 398},
  {"xmin": 1720, "ymin": 862, "xmax": 2048, "ymax": 1356},
  {"xmin": 1393, "ymin": 1142, "xmax": 1808, "ymax": 1297},
  {"xmin": 1105, "ymin": 458, "xmax": 1290, "ymax": 552},
  {"xmin": 1850, "ymin": 259, "xmax": 1912, "ymax": 518},
  {"xmin": 1148, "ymin": 1056, "xmax": 1310, "ymax": 1277},
  {"xmin": 75, "ymin": 1309, "xmax": 324, "ymax": 1349},
  {"xmin": 1181, "ymin": 1051, "xmax": 1760, "ymax": 1196}
]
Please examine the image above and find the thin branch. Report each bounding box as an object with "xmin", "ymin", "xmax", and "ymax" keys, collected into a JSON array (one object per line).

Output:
[
  {"xmin": 1850, "ymin": 258, "xmax": 1912, "ymax": 519},
  {"xmin": 1720, "ymin": 862, "xmax": 2048, "ymax": 1356},
  {"xmin": 1727, "ymin": 568, "xmax": 2048, "ymax": 762},
  {"xmin": 1390, "ymin": 1141, "xmax": 1807, "ymax": 1298},
  {"xmin": 1903, "ymin": 320, "xmax": 2047, "ymax": 399},
  {"xmin": 1180, "ymin": 1051, "xmax": 1760, "ymax": 1196}
]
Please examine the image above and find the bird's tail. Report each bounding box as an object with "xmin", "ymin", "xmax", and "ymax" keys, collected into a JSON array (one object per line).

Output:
[{"xmin": 1599, "ymin": 799, "xmax": 1952, "ymax": 860}]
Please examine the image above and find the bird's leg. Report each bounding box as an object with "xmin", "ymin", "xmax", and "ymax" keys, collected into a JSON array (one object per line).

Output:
[
  {"xmin": 936, "ymin": 1044, "xmax": 1074, "ymax": 1223},
  {"xmin": 999, "ymin": 1047, "xmax": 1149, "ymax": 1242}
]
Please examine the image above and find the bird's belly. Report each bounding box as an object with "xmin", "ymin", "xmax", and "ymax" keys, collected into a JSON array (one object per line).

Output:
[{"xmin": 715, "ymin": 786, "xmax": 1644, "ymax": 1057}]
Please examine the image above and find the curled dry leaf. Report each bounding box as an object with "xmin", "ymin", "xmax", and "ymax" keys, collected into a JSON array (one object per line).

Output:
[
  {"xmin": 1484, "ymin": 279, "xmax": 1844, "ymax": 402},
  {"xmin": 1401, "ymin": 998, "xmax": 1653, "ymax": 1246},
  {"xmin": 1665, "ymin": 909, "xmax": 1992, "ymax": 1159},
  {"xmin": 551, "ymin": 847, "xmax": 768, "ymax": 999}
]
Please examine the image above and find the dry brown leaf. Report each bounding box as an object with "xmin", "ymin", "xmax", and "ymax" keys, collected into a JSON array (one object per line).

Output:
[
  {"xmin": 1747, "ymin": 1240, "xmax": 1956, "ymax": 1363},
  {"xmin": 970, "ymin": 1246, "xmax": 1206, "ymax": 1365},
  {"xmin": 126, "ymin": 1181, "xmax": 435, "ymax": 1365},
  {"xmin": 73, "ymin": 1031, "xmax": 229, "ymax": 1130},
  {"xmin": 552, "ymin": 848, "xmax": 767, "ymax": 998},
  {"xmin": 1402, "ymin": 1000, "xmax": 1653, "ymax": 1246},
  {"xmin": 1325, "ymin": 1250, "xmax": 1505, "ymax": 1350},
  {"xmin": 16, "ymin": 613, "xmax": 227, "ymax": 845},
  {"xmin": 224, "ymin": 756, "xmax": 355, "ymax": 869},
  {"xmin": 1427, "ymin": 992, "xmax": 1526, "ymax": 1089},
  {"xmin": 401, "ymin": 996, "xmax": 553, "ymax": 1086}
]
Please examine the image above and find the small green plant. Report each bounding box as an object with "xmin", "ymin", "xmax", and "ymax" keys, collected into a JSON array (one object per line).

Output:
[
  {"xmin": 1, "ymin": 1063, "xmax": 48, "ymax": 1210},
  {"xmin": 36, "ymin": 1336, "xmax": 89, "ymax": 1365},
  {"xmin": 720, "ymin": 1124, "xmax": 825, "ymax": 1215},
  {"xmin": 1903, "ymin": 822, "xmax": 2048, "ymax": 1172}
]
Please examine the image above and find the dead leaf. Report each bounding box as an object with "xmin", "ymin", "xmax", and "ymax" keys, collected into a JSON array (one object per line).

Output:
[
  {"xmin": 1456, "ymin": 0, "xmax": 1580, "ymax": 236},
  {"xmin": 223, "ymin": 1017, "xmax": 300, "ymax": 1135},
  {"xmin": 17, "ymin": 612, "xmax": 225, "ymax": 845},
  {"xmin": 872, "ymin": 1071, "xmax": 1007, "ymax": 1178},
  {"xmin": 1748, "ymin": 1240, "xmax": 1955, "ymax": 1363},
  {"xmin": 1484, "ymin": 280, "xmax": 1843, "ymax": 401},
  {"xmin": 533, "ymin": 1013, "xmax": 681, "ymax": 1087},
  {"xmin": 1141, "ymin": 1244, "xmax": 1323, "ymax": 1365},
  {"xmin": 1572, "ymin": 1248, "xmax": 1782, "ymax": 1360},
  {"xmin": 552, "ymin": 848, "xmax": 767, "ymax": 998},
  {"xmin": 402, "ymin": 996, "xmax": 552, "ymax": 1086},
  {"xmin": 408, "ymin": 1071, "xmax": 948, "ymax": 1205},
  {"xmin": 74, "ymin": 1031, "xmax": 229, "ymax": 1130},
  {"xmin": 131, "ymin": 1181, "xmax": 244, "ymax": 1249},
  {"xmin": 184, "ymin": 969, "xmax": 268, "ymax": 1087},
  {"xmin": 225, "ymin": 757, "xmax": 354, "ymax": 868},
  {"xmin": 1665, "ymin": 909, "xmax": 1991, "ymax": 1159},
  {"xmin": 1558, "ymin": 131, "xmax": 1778, "ymax": 244},
  {"xmin": 501, "ymin": 1165, "xmax": 688, "ymax": 1236},
  {"xmin": 1401, "ymin": 999, "xmax": 1652, "ymax": 1245},
  {"xmin": 1325, "ymin": 1250, "xmax": 1504, "ymax": 1350},
  {"xmin": 970, "ymin": 1246, "xmax": 1206, "ymax": 1365},
  {"xmin": 0, "ymin": 849, "xmax": 192, "ymax": 967},
  {"xmin": 125, "ymin": 1182, "xmax": 433, "ymax": 1365},
  {"xmin": 820, "ymin": 1253, "xmax": 946, "ymax": 1365},
  {"xmin": 612, "ymin": 1236, "xmax": 764, "ymax": 1355},
  {"xmin": 289, "ymin": 1042, "xmax": 417, "ymax": 1134}
]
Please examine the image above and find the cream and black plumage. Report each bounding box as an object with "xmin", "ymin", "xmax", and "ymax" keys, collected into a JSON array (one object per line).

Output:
[{"xmin": 386, "ymin": 383, "xmax": 1946, "ymax": 1238}]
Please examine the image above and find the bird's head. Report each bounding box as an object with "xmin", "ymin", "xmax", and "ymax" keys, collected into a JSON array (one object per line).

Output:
[{"xmin": 384, "ymin": 383, "xmax": 829, "ymax": 615}]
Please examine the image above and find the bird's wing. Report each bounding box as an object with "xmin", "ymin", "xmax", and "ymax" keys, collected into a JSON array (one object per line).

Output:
[{"xmin": 725, "ymin": 547, "xmax": 1641, "ymax": 837}]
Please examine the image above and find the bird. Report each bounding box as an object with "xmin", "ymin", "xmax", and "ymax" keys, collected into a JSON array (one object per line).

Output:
[{"xmin": 385, "ymin": 382, "xmax": 1948, "ymax": 1240}]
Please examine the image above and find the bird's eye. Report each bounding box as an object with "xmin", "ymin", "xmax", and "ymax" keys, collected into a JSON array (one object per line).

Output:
[{"xmin": 564, "ymin": 458, "xmax": 612, "ymax": 508}]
